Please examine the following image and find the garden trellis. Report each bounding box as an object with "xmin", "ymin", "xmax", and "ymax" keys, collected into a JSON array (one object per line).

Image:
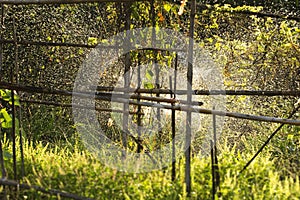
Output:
[{"xmin": 0, "ymin": 0, "xmax": 299, "ymax": 199}]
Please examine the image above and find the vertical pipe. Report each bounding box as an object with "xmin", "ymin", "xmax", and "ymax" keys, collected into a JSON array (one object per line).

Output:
[
  {"xmin": 169, "ymin": 76, "xmax": 175, "ymax": 181},
  {"xmin": 12, "ymin": 14, "xmax": 25, "ymax": 178},
  {"xmin": 0, "ymin": 4, "xmax": 6, "ymax": 196},
  {"xmin": 137, "ymin": 53, "xmax": 142, "ymax": 153},
  {"xmin": 211, "ymin": 140, "xmax": 215, "ymax": 200},
  {"xmin": 213, "ymin": 107, "xmax": 220, "ymax": 191},
  {"xmin": 171, "ymin": 54, "xmax": 178, "ymax": 181},
  {"xmin": 213, "ymin": 108, "xmax": 217, "ymax": 150},
  {"xmin": 122, "ymin": 1, "xmax": 132, "ymax": 156},
  {"xmin": 173, "ymin": 53, "xmax": 178, "ymax": 97},
  {"xmin": 185, "ymin": 0, "xmax": 196, "ymax": 196},
  {"xmin": 11, "ymin": 17, "xmax": 17, "ymax": 181},
  {"xmin": 150, "ymin": 0, "xmax": 161, "ymax": 150},
  {"xmin": 212, "ymin": 109, "xmax": 216, "ymax": 199}
]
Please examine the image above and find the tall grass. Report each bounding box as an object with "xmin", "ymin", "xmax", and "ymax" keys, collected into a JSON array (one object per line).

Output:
[{"xmin": 0, "ymin": 136, "xmax": 299, "ymax": 199}]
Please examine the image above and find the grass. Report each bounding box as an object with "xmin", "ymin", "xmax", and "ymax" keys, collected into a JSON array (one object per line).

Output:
[{"xmin": 0, "ymin": 136, "xmax": 299, "ymax": 199}]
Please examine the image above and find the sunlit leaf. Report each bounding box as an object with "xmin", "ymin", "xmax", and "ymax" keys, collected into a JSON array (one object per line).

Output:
[
  {"xmin": 145, "ymin": 69, "xmax": 154, "ymax": 81},
  {"xmin": 163, "ymin": 4, "xmax": 171, "ymax": 13},
  {"xmin": 87, "ymin": 37, "xmax": 98, "ymax": 46},
  {"xmin": 143, "ymin": 82, "xmax": 154, "ymax": 89},
  {"xmin": 0, "ymin": 108, "xmax": 11, "ymax": 123}
]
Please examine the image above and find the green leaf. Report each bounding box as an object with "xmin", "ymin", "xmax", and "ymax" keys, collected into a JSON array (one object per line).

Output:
[
  {"xmin": 1, "ymin": 108, "xmax": 11, "ymax": 123},
  {"xmin": 145, "ymin": 69, "xmax": 154, "ymax": 81},
  {"xmin": 248, "ymin": 54, "xmax": 254, "ymax": 61},
  {"xmin": 1, "ymin": 120, "xmax": 12, "ymax": 129},
  {"xmin": 163, "ymin": 4, "xmax": 172, "ymax": 13},
  {"xmin": 143, "ymin": 82, "xmax": 154, "ymax": 89},
  {"xmin": 14, "ymin": 99, "xmax": 20, "ymax": 107},
  {"xmin": 87, "ymin": 37, "xmax": 98, "ymax": 45},
  {"xmin": 0, "ymin": 89, "xmax": 6, "ymax": 97},
  {"xmin": 283, "ymin": 43, "xmax": 292, "ymax": 48},
  {"xmin": 287, "ymin": 134, "xmax": 294, "ymax": 140},
  {"xmin": 206, "ymin": 38, "xmax": 214, "ymax": 43},
  {"xmin": 1, "ymin": 89, "xmax": 10, "ymax": 101}
]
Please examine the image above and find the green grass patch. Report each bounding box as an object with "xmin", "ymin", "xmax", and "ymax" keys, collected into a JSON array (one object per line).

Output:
[{"xmin": 0, "ymin": 137, "xmax": 299, "ymax": 199}]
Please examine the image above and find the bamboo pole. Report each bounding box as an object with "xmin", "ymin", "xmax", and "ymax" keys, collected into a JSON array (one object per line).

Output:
[
  {"xmin": 0, "ymin": 4, "xmax": 6, "ymax": 198},
  {"xmin": 1, "ymin": 82, "xmax": 300, "ymax": 125},
  {"xmin": 20, "ymin": 99, "xmax": 142, "ymax": 115},
  {"xmin": 0, "ymin": 81, "xmax": 203, "ymax": 106},
  {"xmin": 171, "ymin": 54, "xmax": 178, "ymax": 181},
  {"xmin": 13, "ymin": 16, "xmax": 25, "ymax": 179},
  {"xmin": 11, "ymin": 17, "xmax": 17, "ymax": 181},
  {"xmin": 185, "ymin": 0, "xmax": 196, "ymax": 195},
  {"xmin": 212, "ymin": 107, "xmax": 220, "ymax": 197},
  {"xmin": 211, "ymin": 140, "xmax": 215, "ymax": 200},
  {"xmin": 137, "ymin": 54, "xmax": 142, "ymax": 153},
  {"xmin": 124, "ymin": 100, "xmax": 300, "ymax": 125},
  {"xmin": 122, "ymin": 1, "xmax": 132, "ymax": 156},
  {"xmin": 96, "ymin": 87, "xmax": 300, "ymax": 96}
]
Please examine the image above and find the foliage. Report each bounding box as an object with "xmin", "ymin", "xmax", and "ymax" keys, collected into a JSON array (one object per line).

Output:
[
  {"xmin": 202, "ymin": 0, "xmax": 300, "ymax": 14},
  {"xmin": 0, "ymin": 89, "xmax": 20, "ymax": 129},
  {"xmin": 21, "ymin": 104, "xmax": 76, "ymax": 146},
  {"xmin": 194, "ymin": 4, "xmax": 300, "ymax": 176}
]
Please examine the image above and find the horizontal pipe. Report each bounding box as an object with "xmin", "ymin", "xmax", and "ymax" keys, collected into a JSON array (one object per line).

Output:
[
  {"xmin": 0, "ymin": 81, "xmax": 74, "ymax": 96},
  {"xmin": 54, "ymin": 87, "xmax": 300, "ymax": 125},
  {"xmin": 96, "ymin": 86, "xmax": 300, "ymax": 96},
  {"xmin": 1, "ymin": 82, "xmax": 300, "ymax": 125},
  {"xmin": 0, "ymin": 82, "xmax": 203, "ymax": 106},
  {"xmin": 20, "ymin": 99, "xmax": 142, "ymax": 114},
  {"xmin": 126, "ymin": 99, "xmax": 300, "ymax": 126},
  {"xmin": 98, "ymin": 92, "xmax": 203, "ymax": 106}
]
